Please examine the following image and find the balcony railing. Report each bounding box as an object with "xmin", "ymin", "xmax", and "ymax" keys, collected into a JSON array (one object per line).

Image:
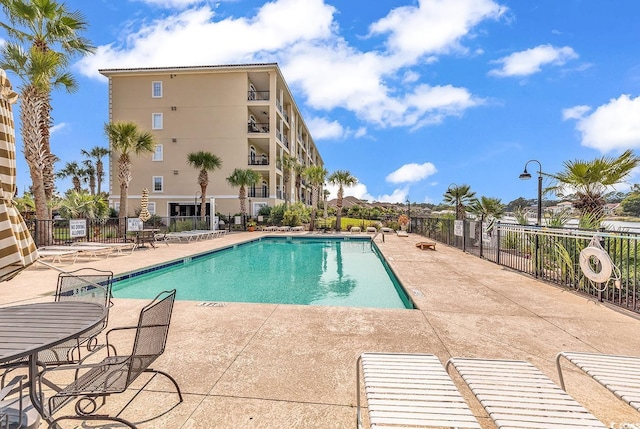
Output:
[
  {"xmin": 248, "ymin": 90, "xmax": 270, "ymax": 101},
  {"xmin": 248, "ymin": 122, "xmax": 269, "ymax": 133},
  {"xmin": 248, "ymin": 189, "xmax": 269, "ymax": 198},
  {"xmin": 248, "ymin": 156, "xmax": 269, "ymax": 166}
]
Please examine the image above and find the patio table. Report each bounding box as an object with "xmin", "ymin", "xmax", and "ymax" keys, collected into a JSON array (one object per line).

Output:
[{"xmin": 0, "ymin": 301, "xmax": 107, "ymax": 422}]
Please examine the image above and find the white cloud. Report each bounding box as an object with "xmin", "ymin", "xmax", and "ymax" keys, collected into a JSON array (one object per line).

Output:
[
  {"xmin": 78, "ymin": 0, "xmax": 498, "ymax": 130},
  {"xmin": 50, "ymin": 123, "xmax": 68, "ymax": 134},
  {"xmin": 562, "ymin": 105, "xmax": 591, "ymax": 120},
  {"xmin": 134, "ymin": 0, "xmax": 206, "ymax": 9},
  {"xmin": 307, "ymin": 117, "xmax": 345, "ymax": 140},
  {"xmin": 565, "ymin": 94, "xmax": 640, "ymax": 152},
  {"xmin": 489, "ymin": 44, "xmax": 578, "ymax": 77},
  {"xmin": 375, "ymin": 187, "xmax": 410, "ymax": 203},
  {"xmin": 369, "ymin": 0, "xmax": 506, "ymax": 60},
  {"xmin": 326, "ymin": 182, "xmax": 373, "ymax": 201},
  {"xmin": 386, "ymin": 162, "xmax": 438, "ymax": 184}
]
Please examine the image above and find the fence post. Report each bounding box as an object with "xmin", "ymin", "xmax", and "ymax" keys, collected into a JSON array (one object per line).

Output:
[
  {"xmin": 479, "ymin": 219, "xmax": 484, "ymax": 259},
  {"xmin": 496, "ymin": 221, "xmax": 501, "ymax": 265}
]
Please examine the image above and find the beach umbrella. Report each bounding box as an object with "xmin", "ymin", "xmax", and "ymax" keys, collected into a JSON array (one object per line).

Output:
[
  {"xmin": 139, "ymin": 188, "xmax": 151, "ymax": 222},
  {"xmin": 0, "ymin": 70, "xmax": 38, "ymax": 281}
]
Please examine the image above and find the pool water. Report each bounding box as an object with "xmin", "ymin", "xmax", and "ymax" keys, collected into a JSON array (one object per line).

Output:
[{"xmin": 112, "ymin": 237, "xmax": 413, "ymax": 309}]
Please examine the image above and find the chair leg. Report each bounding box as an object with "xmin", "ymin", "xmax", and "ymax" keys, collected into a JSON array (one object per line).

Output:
[{"xmin": 144, "ymin": 368, "xmax": 183, "ymax": 402}]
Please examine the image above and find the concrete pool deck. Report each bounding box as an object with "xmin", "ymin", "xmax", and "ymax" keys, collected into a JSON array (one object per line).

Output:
[{"xmin": 3, "ymin": 231, "xmax": 640, "ymax": 428}]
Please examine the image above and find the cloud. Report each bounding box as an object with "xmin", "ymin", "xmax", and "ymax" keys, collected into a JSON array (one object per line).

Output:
[
  {"xmin": 489, "ymin": 44, "xmax": 578, "ymax": 77},
  {"xmin": 374, "ymin": 187, "xmax": 410, "ymax": 203},
  {"xmin": 326, "ymin": 182, "xmax": 373, "ymax": 201},
  {"xmin": 307, "ymin": 117, "xmax": 345, "ymax": 140},
  {"xmin": 78, "ymin": 0, "xmax": 499, "ymax": 130},
  {"xmin": 50, "ymin": 123, "xmax": 68, "ymax": 134},
  {"xmin": 386, "ymin": 162, "xmax": 438, "ymax": 184},
  {"xmin": 369, "ymin": 0, "xmax": 506, "ymax": 60},
  {"xmin": 564, "ymin": 94, "xmax": 640, "ymax": 152},
  {"xmin": 562, "ymin": 105, "xmax": 591, "ymax": 120},
  {"xmin": 134, "ymin": 0, "xmax": 207, "ymax": 9}
]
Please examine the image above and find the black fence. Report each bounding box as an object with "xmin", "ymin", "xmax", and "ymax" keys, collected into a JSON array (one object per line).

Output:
[{"xmin": 411, "ymin": 216, "xmax": 640, "ymax": 314}]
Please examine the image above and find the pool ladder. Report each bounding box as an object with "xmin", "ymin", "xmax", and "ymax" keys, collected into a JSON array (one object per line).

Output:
[{"xmin": 372, "ymin": 231, "xmax": 385, "ymax": 243}]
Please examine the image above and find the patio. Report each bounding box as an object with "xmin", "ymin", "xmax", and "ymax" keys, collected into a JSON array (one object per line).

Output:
[{"xmin": 2, "ymin": 231, "xmax": 640, "ymax": 428}]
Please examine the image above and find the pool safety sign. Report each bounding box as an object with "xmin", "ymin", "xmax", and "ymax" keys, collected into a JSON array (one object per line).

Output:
[
  {"xmin": 454, "ymin": 220, "xmax": 464, "ymax": 237},
  {"xmin": 69, "ymin": 219, "xmax": 87, "ymax": 238}
]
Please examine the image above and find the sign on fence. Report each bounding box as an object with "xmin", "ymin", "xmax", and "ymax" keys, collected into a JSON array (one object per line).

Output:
[
  {"xmin": 127, "ymin": 218, "xmax": 143, "ymax": 231},
  {"xmin": 454, "ymin": 220, "xmax": 464, "ymax": 237},
  {"xmin": 69, "ymin": 219, "xmax": 87, "ymax": 238}
]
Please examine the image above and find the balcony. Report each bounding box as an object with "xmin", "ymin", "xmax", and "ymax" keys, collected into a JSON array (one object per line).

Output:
[
  {"xmin": 248, "ymin": 156, "xmax": 269, "ymax": 166},
  {"xmin": 248, "ymin": 90, "xmax": 270, "ymax": 101},
  {"xmin": 248, "ymin": 189, "xmax": 269, "ymax": 198},
  {"xmin": 248, "ymin": 122, "xmax": 269, "ymax": 133}
]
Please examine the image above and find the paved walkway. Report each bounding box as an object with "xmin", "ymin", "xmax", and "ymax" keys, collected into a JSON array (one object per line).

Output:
[{"xmin": 3, "ymin": 231, "xmax": 640, "ymax": 428}]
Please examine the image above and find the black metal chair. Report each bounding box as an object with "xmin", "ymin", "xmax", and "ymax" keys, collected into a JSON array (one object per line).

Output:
[
  {"xmin": 0, "ymin": 268, "xmax": 113, "ymax": 388},
  {"xmin": 40, "ymin": 289, "xmax": 182, "ymax": 429}
]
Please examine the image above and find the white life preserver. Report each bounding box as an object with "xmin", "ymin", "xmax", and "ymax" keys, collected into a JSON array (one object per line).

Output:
[{"xmin": 579, "ymin": 246, "xmax": 613, "ymax": 283}]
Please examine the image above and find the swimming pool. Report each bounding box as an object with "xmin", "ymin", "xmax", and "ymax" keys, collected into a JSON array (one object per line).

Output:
[{"xmin": 113, "ymin": 236, "xmax": 413, "ymax": 309}]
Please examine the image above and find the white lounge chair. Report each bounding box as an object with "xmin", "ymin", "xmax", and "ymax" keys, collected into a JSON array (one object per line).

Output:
[
  {"xmin": 357, "ymin": 352, "xmax": 480, "ymax": 429},
  {"xmin": 366, "ymin": 226, "xmax": 377, "ymax": 233},
  {"xmin": 556, "ymin": 351, "xmax": 640, "ymax": 412},
  {"xmin": 350, "ymin": 226, "xmax": 361, "ymax": 234},
  {"xmin": 43, "ymin": 245, "xmax": 111, "ymax": 259},
  {"xmin": 36, "ymin": 249, "xmax": 79, "ymax": 265},
  {"xmin": 446, "ymin": 357, "xmax": 607, "ymax": 428},
  {"xmin": 73, "ymin": 241, "xmax": 136, "ymax": 255}
]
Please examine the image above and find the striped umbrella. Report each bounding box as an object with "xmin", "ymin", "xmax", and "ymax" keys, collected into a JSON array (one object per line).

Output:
[
  {"xmin": 0, "ymin": 70, "xmax": 38, "ymax": 281},
  {"xmin": 139, "ymin": 188, "xmax": 151, "ymax": 222}
]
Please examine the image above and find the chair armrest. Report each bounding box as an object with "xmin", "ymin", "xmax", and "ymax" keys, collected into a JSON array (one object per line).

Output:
[
  {"xmin": 105, "ymin": 326, "xmax": 138, "ymax": 356},
  {"xmin": 0, "ymin": 375, "xmax": 25, "ymax": 399}
]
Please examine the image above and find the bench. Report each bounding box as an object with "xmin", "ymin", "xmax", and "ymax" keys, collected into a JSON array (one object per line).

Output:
[{"xmin": 415, "ymin": 241, "xmax": 436, "ymax": 250}]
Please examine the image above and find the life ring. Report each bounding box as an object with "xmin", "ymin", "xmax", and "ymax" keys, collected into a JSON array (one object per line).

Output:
[{"xmin": 579, "ymin": 246, "xmax": 612, "ymax": 283}]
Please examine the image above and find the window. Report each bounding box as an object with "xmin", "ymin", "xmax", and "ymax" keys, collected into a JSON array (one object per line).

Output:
[
  {"xmin": 113, "ymin": 202, "xmax": 120, "ymax": 214},
  {"xmin": 152, "ymin": 81, "xmax": 163, "ymax": 98},
  {"xmin": 148, "ymin": 202, "xmax": 156, "ymax": 215},
  {"xmin": 152, "ymin": 176, "xmax": 163, "ymax": 192},
  {"xmin": 152, "ymin": 144, "xmax": 163, "ymax": 161},
  {"xmin": 152, "ymin": 113, "xmax": 163, "ymax": 130},
  {"xmin": 249, "ymin": 146, "xmax": 256, "ymax": 164},
  {"xmin": 262, "ymin": 180, "xmax": 268, "ymax": 197}
]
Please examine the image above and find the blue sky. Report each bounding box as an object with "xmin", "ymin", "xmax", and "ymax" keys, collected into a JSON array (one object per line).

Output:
[{"xmin": 4, "ymin": 0, "xmax": 640, "ymax": 205}]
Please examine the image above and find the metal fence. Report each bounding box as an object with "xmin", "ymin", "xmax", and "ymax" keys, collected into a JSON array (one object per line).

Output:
[{"xmin": 411, "ymin": 216, "xmax": 640, "ymax": 314}]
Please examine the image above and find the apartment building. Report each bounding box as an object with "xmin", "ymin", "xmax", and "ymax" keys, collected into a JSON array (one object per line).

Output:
[{"xmin": 99, "ymin": 63, "xmax": 323, "ymax": 219}]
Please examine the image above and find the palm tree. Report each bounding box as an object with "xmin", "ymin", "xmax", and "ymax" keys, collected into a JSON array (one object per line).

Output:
[
  {"xmin": 226, "ymin": 168, "xmax": 261, "ymax": 218},
  {"xmin": 56, "ymin": 190, "xmax": 109, "ymax": 219},
  {"xmin": 81, "ymin": 146, "xmax": 110, "ymax": 194},
  {"xmin": 469, "ymin": 196, "xmax": 504, "ymax": 222},
  {"xmin": 547, "ymin": 149, "xmax": 640, "ymax": 217},
  {"xmin": 56, "ymin": 161, "xmax": 83, "ymax": 192},
  {"xmin": 279, "ymin": 153, "xmax": 297, "ymax": 205},
  {"xmin": 303, "ymin": 165, "xmax": 327, "ymax": 231},
  {"xmin": 443, "ymin": 184, "xmax": 476, "ymax": 220},
  {"xmin": 293, "ymin": 162, "xmax": 305, "ymax": 203},
  {"xmin": 328, "ymin": 170, "xmax": 357, "ymax": 231},
  {"xmin": 0, "ymin": 0, "xmax": 94, "ymax": 219},
  {"xmin": 104, "ymin": 121, "xmax": 155, "ymax": 232},
  {"xmin": 81, "ymin": 159, "xmax": 96, "ymax": 195},
  {"xmin": 187, "ymin": 151, "xmax": 222, "ymax": 219}
]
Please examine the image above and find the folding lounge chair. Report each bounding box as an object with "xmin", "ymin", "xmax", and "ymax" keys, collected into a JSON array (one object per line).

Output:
[
  {"xmin": 556, "ymin": 351, "xmax": 640, "ymax": 412},
  {"xmin": 357, "ymin": 353, "xmax": 481, "ymax": 428},
  {"xmin": 446, "ymin": 357, "xmax": 607, "ymax": 428}
]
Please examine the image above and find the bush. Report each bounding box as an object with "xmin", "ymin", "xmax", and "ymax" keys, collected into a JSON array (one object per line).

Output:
[
  {"xmin": 283, "ymin": 202, "xmax": 310, "ymax": 226},
  {"xmin": 268, "ymin": 204, "xmax": 286, "ymax": 225}
]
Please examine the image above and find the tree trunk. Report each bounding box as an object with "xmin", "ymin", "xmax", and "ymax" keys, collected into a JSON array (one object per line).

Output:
[{"xmin": 118, "ymin": 154, "xmax": 132, "ymax": 236}]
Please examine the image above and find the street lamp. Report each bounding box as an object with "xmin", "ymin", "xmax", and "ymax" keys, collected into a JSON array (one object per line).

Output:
[
  {"xmin": 406, "ymin": 197, "xmax": 411, "ymax": 233},
  {"xmin": 519, "ymin": 160, "xmax": 543, "ymax": 226}
]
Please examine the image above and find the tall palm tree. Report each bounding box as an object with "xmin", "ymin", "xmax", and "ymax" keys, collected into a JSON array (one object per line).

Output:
[
  {"xmin": 293, "ymin": 162, "xmax": 305, "ymax": 203},
  {"xmin": 469, "ymin": 196, "xmax": 504, "ymax": 221},
  {"xmin": 56, "ymin": 161, "xmax": 83, "ymax": 192},
  {"xmin": 187, "ymin": 151, "xmax": 222, "ymax": 219},
  {"xmin": 328, "ymin": 169, "xmax": 357, "ymax": 232},
  {"xmin": 303, "ymin": 165, "xmax": 327, "ymax": 231},
  {"xmin": 81, "ymin": 159, "xmax": 96, "ymax": 195},
  {"xmin": 547, "ymin": 149, "xmax": 640, "ymax": 217},
  {"xmin": 279, "ymin": 153, "xmax": 297, "ymax": 205},
  {"xmin": 0, "ymin": 0, "xmax": 94, "ymax": 219},
  {"xmin": 104, "ymin": 121, "xmax": 155, "ymax": 232},
  {"xmin": 81, "ymin": 146, "xmax": 109, "ymax": 194},
  {"xmin": 443, "ymin": 184, "xmax": 476, "ymax": 220},
  {"xmin": 226, "ymin": 168, "xmax": 261, "ymax": 217}
]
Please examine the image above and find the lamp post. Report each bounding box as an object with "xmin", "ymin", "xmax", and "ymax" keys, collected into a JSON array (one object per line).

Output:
[
  {"xmin": 519, "ymin": 160, "xmax": 543, "ymax": 226},
  {"xmin": 406, "ymin": 197, "xmax": 411, "ymax": 233}
]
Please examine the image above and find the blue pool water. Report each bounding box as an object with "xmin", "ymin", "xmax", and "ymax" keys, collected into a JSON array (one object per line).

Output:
[{"xmin": 112, "ymin": 237, "xmax": 413, "ymax": 309}]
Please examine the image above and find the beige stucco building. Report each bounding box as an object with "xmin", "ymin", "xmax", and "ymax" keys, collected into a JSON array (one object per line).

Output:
[{"xmin": 99, "ymin": 63, "xmax": 323, "ymax": 219}]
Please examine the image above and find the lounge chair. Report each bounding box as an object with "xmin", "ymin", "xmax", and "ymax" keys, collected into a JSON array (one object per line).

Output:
[
  {"xmin": 381, "ymin": 227, "xmax": 394, "ymax": 234},
  {"xmin": 415, "ymin": 241, "xmax": 436, "ymax": 250},
  {"xmin": 556, "ymin": 351, "xmax": 640, "ymax": 412},
  {"xmin": 446, "ymin": 357, "xmax": 607, "ymax": 428},
  {"xmin": 74, "ymin": 241, "xmax": 137, "ymax": 255},
  {"xmin": 357, "ymin": 352, "xmax": 480, "ymax": 428},
  {"xmin": 36, "ymin": 249, "xmax": 79, "ymax": 265},
  {"xmin": 366, "ymin": 227, "xmax": 377, "ymax": 233},
  {"xmin": 40, "ymin": 289, "xmax": 182, "ymax": 429},
  {"xmin": 42, "ymin": 245, "xmax": 111, "ymax": 259},
  {"xmin": 350, "ymin": 226, "xmax": 361, "ymax": 234}
]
